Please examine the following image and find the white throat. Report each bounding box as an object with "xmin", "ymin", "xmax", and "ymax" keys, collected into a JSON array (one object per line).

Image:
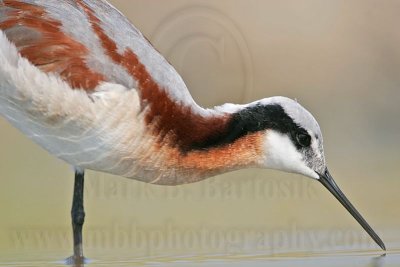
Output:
[{"xmin": 263, "ymin": 131, "xmax": 319, "ymax": 179}]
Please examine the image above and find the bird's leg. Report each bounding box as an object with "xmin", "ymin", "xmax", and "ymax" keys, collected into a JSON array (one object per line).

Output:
[{"xmin": 66, "ymin": 170, "xmax": 86, "ymax": 265}]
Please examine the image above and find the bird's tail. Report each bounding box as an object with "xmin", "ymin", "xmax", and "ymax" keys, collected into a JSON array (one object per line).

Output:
[{"xmin": 0, "ymin": 30, "xmax": 21, "ymax": 101}]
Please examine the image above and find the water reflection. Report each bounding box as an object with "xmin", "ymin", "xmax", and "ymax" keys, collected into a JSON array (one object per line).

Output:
[
  {"xmin": 0, "ymin": 250, "xmax": 399, "ymax": 267},
  {"xmin": 371, "ymin": 254, "xmax": 386, "ymax": 267},
  {"xmin": 0, "ymin": 250, "xmax": 379, "ymax": 267},
  {"xmin": 55, "ymin": 251, "xmax": 396, "ymax": 267}
]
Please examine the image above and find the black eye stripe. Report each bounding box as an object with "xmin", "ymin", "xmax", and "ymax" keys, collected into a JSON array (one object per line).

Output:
[{"xmin": 188, "ymin": 103, "xmax": 308, "ymax": 151}]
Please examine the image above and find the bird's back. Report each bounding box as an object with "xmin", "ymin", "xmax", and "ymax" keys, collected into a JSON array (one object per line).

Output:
[
  {"xmin": 0, "ymin": 0, "xmax": 195, "ymax": 181},
  {"xmin": 0, "ymin": 0, "xmax": 192, "ymax": 93}
]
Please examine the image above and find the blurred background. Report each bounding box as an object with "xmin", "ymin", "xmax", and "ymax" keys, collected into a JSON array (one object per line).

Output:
[{"xmin": 0, "ymin": 0, "xmax": 399, "ymax": 265}]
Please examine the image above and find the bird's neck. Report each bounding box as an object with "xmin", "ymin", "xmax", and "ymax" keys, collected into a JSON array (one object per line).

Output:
[
  {"xmin": 151, "ymin": 131, "xmax": 264, "ymax": 185},
  {"xmin": 136, "ymin": 98, "xmax": 264, "ymax": 185},
  {"xmin": 105, "ymin": 39, "xmax": 264, "ymax": 183}
]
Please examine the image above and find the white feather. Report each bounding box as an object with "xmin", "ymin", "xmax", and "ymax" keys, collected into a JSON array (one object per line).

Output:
[{"xmin": 263, "ymin": 130, "xmax": 319, "ymax": 179}]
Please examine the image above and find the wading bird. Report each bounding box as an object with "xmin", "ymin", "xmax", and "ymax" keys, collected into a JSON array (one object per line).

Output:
[{"xmin": 0, "ymin": 0, "xmax": 385, "ymax": 263}]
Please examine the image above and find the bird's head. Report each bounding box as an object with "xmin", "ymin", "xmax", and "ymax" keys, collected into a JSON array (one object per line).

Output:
[
  {"xmin": 217, "ymin": 96, "xmax": 325, "ymax": 177},
  {"xmin": 255, "ymin": 96, "xmax": 325, "ymax": 179},
  {"xmin": 217, "ymin": 96, "xmax": 385, "ymax": 250}
]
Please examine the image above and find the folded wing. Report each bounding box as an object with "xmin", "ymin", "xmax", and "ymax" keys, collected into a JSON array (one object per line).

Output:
[{"xmin": 0, "ymin": 0, "xmax": 192, "ymax": 103}]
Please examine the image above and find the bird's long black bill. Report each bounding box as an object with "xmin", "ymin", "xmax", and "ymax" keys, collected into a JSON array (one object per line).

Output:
[{"xmin": 319, "ymin": 168, "xmax": 386, "ymax": 251}]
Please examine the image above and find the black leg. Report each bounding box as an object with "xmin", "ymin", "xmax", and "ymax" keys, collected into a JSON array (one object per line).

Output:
[{"xmin": 67, "ymin": 170, "xmax": 86, "ymax": 265}]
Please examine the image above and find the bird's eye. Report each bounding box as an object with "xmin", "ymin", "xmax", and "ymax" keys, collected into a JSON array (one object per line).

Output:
[{"xmin": 296, "ymin": 132, "xmax": 311, "ymax": 147}]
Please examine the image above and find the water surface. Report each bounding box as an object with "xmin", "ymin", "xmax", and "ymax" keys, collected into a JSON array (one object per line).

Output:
[{"xmin": 1, "ymin": 249, "xmax": 400, "ymax": 267}]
